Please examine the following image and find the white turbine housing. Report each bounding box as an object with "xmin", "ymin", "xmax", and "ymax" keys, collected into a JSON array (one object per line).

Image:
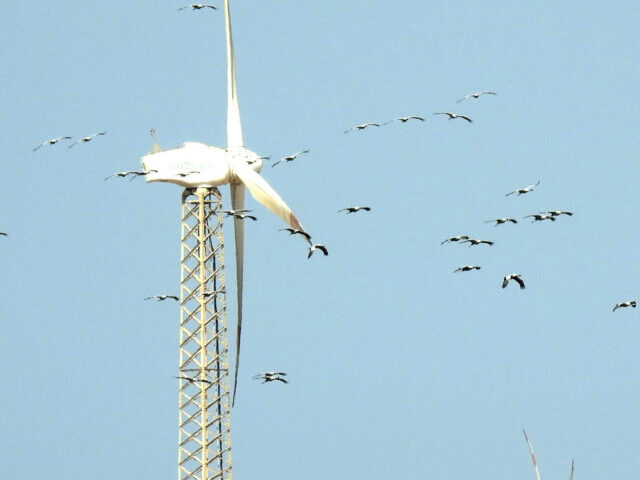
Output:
[{"xmin": 141, "ymin": 143, "xmax": 264, "ymax": 188}]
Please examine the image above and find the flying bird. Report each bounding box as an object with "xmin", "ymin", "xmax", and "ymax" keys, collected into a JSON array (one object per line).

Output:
[
  {"xmin": 246, "ymin": 155, "xmax": 270, "ymax": 165},
  {"xmin": 33, "ymin": 136, "xmax": 72, "ymax": 151},
  {"xmin": 104, "ymin": 170, "xmax": 157, "ymax": 181},
  {"xmin": 485, "ymin": 218, "xmax": 517, "ymax": 226},
  {"xmin": 0, "ymin": 232, "xmax": 7, "ymax": 237},
  {"xmin": 279, "ymin": 227, "xmax": 312, "ymax": 242},
  {"xmin": 524, "ymin": 214, "xmax": 556, "ymax": 223},
  {"xmin": 505, "ymin": 181, "xmax": 540, "ymax": 196},
  {"xmin": 308, "ymin": 243, "xmax": 328, "ymax": 259},
  {"xmin": 228, "ymin": 213, "xmax": 257, "ymax": 221},
  {"xmin": 383, "ymin": 116, "xmax": 424, "ymax": 125},
  {"xmin": 544, "ymin": 210, "xmax": 573, "ymax": 217},
  {"xmin": 453, "ymin": 265, "xmax": 481, "ymax": 273},
  {"xmin": 222, "ymin": 209, "xmax": 252, "ymax": 216},
  {"xmin": 343, "ymin": 123, "xmax": 380, "ymax": 133},
  {"xmin": 613, "ymin": 300, "xmax": 636, "ymax": 312},
  {"xmin": 178, "ymin": 4, "xmax": 217, "ymax": 10},
  {"xmin": 271, "ymin": 149, "xmax": 310, "ymax": 167},
  {"xmin": 223, "ymin": 209, "xmax": 257, "ymax": 220},
  {"xmin": 433, "ymin": 112, "xmax": 472, "ymax": 123},
  {"xmin": 461, "ymin": 239, "xmax": 494, "ymax": 247},
  {"xmin": 338, "ymin": 206, "xmax": 371, "ymax": 214},
  {"xmin": 144, "ymin": 294, "xmax": 179, "ymax": 302},
  {"xmin": 456, "ymin": 91, "xmax": 497, "ymax": 103},
  {"xmin": 502, "ymin": 274, "xmax": 525, "ymax": 289},
  {"xmin": 175, "ymin": 376, "xmax": 213, "ymax": 384},
  {"xmin": 253, "ymin": 372, "xmax": 288, "ymax": 384},
  {"xmin": 202, "ymin": 288, "xmax": 225, "ymax": 298},
  {"xmin": 68, "ymin": 131, "xmax": 105, "ymax": 148},
  {"xmin": 175, "ymin": 170, "xmax": 200, "ymax": 177},
  {"xmin": 253, "ymin": 371, "xmax": 287, "ymax": 378},
  {"xmin": 441, "ymin": 235, "xmax": 470, "ymax": 245}
]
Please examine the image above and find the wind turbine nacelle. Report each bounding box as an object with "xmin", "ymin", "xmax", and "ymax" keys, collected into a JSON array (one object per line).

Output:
[{"xmin": 141, "ymin": 141, "xmax": 264, "ymax": 187}]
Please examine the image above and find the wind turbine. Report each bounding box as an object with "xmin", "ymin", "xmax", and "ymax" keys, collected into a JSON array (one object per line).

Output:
[{"xmin": 140, "ymin": 1, "xmax": 307, "ymax": 477}]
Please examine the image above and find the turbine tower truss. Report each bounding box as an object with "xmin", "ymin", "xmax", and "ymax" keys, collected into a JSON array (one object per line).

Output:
[{"xmin": 178, "ymin": 186, "xmax": 232, "ymax": 480}]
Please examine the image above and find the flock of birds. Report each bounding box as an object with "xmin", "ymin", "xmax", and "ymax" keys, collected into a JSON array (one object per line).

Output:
[
  {"xmin": 223, "ymin": 202, "xmax": 374, "ymax": 260},
  {"xmin": 19, "ymin": 0, "xmax": 635, "ymax": 408},
  {"xmin": 29, "ymin": 121, "xmax": 367, "ymax": 264},
  {"xmin": 32, "ymin": 131, "xmax": 106, "ymax": 151},
  {"xmin": 438, "ymin": 174, "xmax": 635, "ymax": 311},
  {"xmin": 31, "ymin": 11, "xmax": 632, "ymax": 301},
  {"xmin": 146, "ymin": 294, "xmax": 291, "ymax": 385},
  {"xmin": 20, "ymin": 84, "xmax": 639, "ymax": 316},
  {"xmin": 338, "ymin": 93, "xmax": 635, "ymax": 313},
  {"xmin": 127, "ymin": 85, "xmax": 630, "ymax": 394},
  {"xmin": 16, "ymin": 57, "xmax": 636, "ymax": 424},
  {"xmin": 439, "ymin": 178, "xmax": 560, "ymax": 290},
  {"xmin": 175, "ymin": 371, "xmax": 287, "ymax": 385},
  {"xmin": 29, "ymin": 124, "xmax": 346, "ymax": 262},
  {"xmin": 341, "ymin": 91, "xmax": 495, "ymax": 133},
  {"xmin": 10, "ymin": 7, "xmax": 635, "ymax": 480}
]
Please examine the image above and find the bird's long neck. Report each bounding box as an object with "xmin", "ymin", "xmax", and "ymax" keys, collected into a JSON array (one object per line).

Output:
[{"xmin": 225, "ymin": 0, "xmax": 243, "ymax": 148}]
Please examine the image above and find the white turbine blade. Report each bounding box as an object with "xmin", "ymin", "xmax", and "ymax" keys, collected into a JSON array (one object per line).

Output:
[
  {"xmin": 232, "ymin": 160, "xmax": 306, "ymax": 234},
  {"xmin": 224, "ymin": 0, "xmax": 243, "ymax": 148},
  {"xmin": 230, "ymin": 182, "xmax": 244, "ymax": 407},
  {"xmin": 229, "ymin": 160, "xmax": 307, "ymax": 406}
]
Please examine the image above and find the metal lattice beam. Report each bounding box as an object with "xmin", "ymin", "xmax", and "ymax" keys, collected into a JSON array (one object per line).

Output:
[{"xmin": 179, "ymin": 187, "xmax": 232, "ymax": 480}]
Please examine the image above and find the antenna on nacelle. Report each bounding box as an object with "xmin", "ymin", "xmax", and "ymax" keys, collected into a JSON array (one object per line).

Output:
[{"xmin": 149, "ymin": 128, "xmax": 162, "ymax": 154}]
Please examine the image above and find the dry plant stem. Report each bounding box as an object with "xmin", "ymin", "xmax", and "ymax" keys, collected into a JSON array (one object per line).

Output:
[
  {"xmin": 522, "ymin": 429, "xmax": 542, "ymax": 480},
  {"xmin": 569, "ymin": 459, "xmax": 575, "ymax": 480}
]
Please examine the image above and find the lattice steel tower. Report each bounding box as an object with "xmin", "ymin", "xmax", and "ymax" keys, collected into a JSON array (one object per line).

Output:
[{"xmin": 178, "ymin": 187, "xmax": 231, "ymax": 480}]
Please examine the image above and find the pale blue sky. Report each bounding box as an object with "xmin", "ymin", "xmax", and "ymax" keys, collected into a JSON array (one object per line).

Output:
[{"xmin": 1, "ymin": 2, "xmax": 639, "ymax": 479}]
